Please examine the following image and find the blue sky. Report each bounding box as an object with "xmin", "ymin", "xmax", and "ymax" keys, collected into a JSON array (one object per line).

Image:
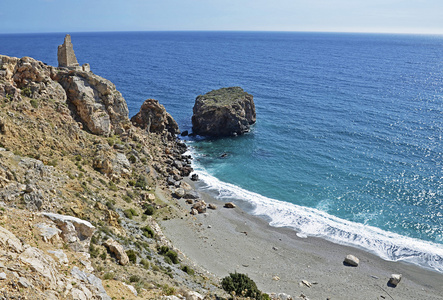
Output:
[{"xmin": 1, "ymin": 0, "xmax": 442, "ymax": 34}]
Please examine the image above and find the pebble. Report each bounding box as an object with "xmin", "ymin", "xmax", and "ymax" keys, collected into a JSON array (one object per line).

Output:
[
  {"xmin": 301, "ymin": 280, "xmax": 312, "ymax": 288},
  {"xmin": 0, "ymin": 272, "xmax": 6, "ymax": 280}
]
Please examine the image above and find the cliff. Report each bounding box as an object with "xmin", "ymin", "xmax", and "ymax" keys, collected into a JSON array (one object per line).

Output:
[{"xmin": 0, "ymin": 53, "xmax": 225, "ymax": 299}]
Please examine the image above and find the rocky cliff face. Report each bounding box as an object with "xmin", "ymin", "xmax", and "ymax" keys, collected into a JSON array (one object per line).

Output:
[
  {"xmin": 54, "ymin": 69, "xmax": 130, "ymax": 136},
  {"xmin": 0, "ymin": 55, "xmax": 130, "ymax": 136},
  {"xmin": 131, "ymin": 98, "xmax": 179, "ymax": 136},
  {"xmin": 192, "ymin": 87, "xmax": 256, "ymax": 137}
]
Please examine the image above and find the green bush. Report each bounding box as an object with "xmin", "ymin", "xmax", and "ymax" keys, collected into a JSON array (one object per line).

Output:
[
  {"xmin": 144, "ymin": 205, "xmax": 155, "ymax": 216},
  {"xmin": 123, "ymin": 208, "xmax": 138, "ymax": 219},
  {"xmin": 162, "ymin": 284, "xmax": 175, "ymax": 296},
  {"xmin": 181, "ymin": 265, "xmax": 195, "ymax": 276},
  {"xmin": 135, "ymin": 175, "xmax": 147, "ymax": 189},
  {"xmin": 129, "ymin": 275, "xmax": 140, "ymax": 283},
  {"xmin": 108, "ymin": 181, "xmax": 118, "ymax": 192},
  {"xmin": 128, "ymin": 154, "xmax": 137, "ymax": 164},
  {"xmin": 89, "ymin": 244, "xmax": 99, "ymax": 258},
  {"xmin": 30, "ymin": 99, "xmax": 38, "ymax": 108},
  {"xmin": 221, "ymin": 272, "xmax": 263, "ymax": 300},
  {"xmin": 158, "ymin": 246, "xmax": 169, "ymax": 255},
  {"xmin": 21, "ymin": 87, "xmax": 32, "ymax": 97},
  {"xmin": 142, "ymin": 226, "xmax": 155, "ymax": 238},
  {"xmin": 157, "ymin": 246, "xmax": 178, "ymax": 264},
  {"xmin": 140, "ymin": 258, "xmax": 150, "ymax": 269},
  {"xmin": 126, "ymin": 249, "xmax": 137, "ymax": 263},
  {"xmin": 123, "ymin": 195, "xmax": 132, "ymax": 203},
  {"xmin": 165, "ymin": 250, "xmax": 178, "ymax": 264}
]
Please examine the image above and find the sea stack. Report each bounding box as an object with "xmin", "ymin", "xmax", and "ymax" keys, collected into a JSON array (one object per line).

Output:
[{"xmin": 191, "ymin": 87, "xmax": 256, "ymax": 137}]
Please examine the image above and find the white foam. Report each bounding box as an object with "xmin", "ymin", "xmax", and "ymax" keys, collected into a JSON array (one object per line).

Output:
[{"xmin": 190, "ymin": 148, "xmax": 443, "ymax": 273}]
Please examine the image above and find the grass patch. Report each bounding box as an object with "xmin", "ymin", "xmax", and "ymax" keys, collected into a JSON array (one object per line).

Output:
[{"xmin": 123, "ymin": 208, "xmax": 138, "ymax": 219}]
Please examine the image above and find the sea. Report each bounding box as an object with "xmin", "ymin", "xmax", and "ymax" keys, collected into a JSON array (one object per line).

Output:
[{"xmin": 1, "ymin": 31, "xmax": 442, "ymax": 272}]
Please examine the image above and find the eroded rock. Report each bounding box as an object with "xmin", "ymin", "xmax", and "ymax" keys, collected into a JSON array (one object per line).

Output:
[
  {"xmin": 42, "ymin": 212, "xmax": 95, "ymax": 251},
  {"xmin": 0, "ymin": 225, "xmax": 24, "ymax": 253},
  {"xmin": 103, "ymin": 238, "xmax": 129, "ymax": 265},
  {"xmin": 192, "ymin": 87, "xmax": 256, "ymax": 137},
  {"xmin": 131, "ymin": 99, "xmax": 179, "ymax": 135}
]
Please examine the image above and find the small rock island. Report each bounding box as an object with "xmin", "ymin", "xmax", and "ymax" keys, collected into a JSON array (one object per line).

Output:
[{"xmin": 191, "ymin": 87, "xmax": 256, "ymax": 137}]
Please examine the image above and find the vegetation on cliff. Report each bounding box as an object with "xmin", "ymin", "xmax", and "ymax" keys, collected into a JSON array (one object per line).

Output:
[{"xmin": 0, "ymin": 53, "xmax": 226, "ymax": 299}]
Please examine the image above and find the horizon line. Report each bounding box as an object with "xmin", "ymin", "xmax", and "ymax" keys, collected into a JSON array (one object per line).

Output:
[{"xmin": 1, "ymin": 29, "xmax": 442, "ymax": 36}]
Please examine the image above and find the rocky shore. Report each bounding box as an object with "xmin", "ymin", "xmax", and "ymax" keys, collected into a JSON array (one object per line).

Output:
[{"xmin": 1, "ymin": 38, "xmax": 442, "ymax": 300}]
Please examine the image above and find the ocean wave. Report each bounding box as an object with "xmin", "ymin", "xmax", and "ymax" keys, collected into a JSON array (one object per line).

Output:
[{"xmin": 188, "ymin": 148, "xmax": 443, "ymax": 273}]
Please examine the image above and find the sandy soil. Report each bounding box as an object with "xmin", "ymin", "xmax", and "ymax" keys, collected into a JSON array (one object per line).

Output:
[{"xmin": 160, "ymin": 180, "xmax": 443, "ymax": 300}]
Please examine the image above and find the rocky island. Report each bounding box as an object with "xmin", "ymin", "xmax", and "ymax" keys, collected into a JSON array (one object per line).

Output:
[{"xmin": 191, "ymin": 87, "xmax": 256, "ymax": 137}]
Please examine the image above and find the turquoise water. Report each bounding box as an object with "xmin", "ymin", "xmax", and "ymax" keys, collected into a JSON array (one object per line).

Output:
[{"xmin": 1, "ymin": 31, "xmax": 442, "ymax": 271}]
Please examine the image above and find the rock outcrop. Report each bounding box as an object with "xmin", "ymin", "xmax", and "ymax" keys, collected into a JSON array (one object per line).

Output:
[
  {"xmin": 54, "ymin": 69, "xmax": 130, "ymax": 136},
  {"xmin": 0, "ymin": 209, "xmax": 111, "ymax": 300},
  {"xmin": 42, "ymin": 212, "xmax": 96, "ymax": 252},
  {"xmin": 131, "ymin": 98, "xmax": 179, "ymax": 136},
  {"xmin": 0, "ymin": 53, "xmax": 130, "ymax": 136},
  {"xmin": 0, "ymin": 55, "xmax": 66, "ymax": 101},
  {"xmin": 103, "ymin": 238, "xmax": 129, "ymax": 265},
  {"xmin": 191, "ymin": 87, "xmax": 256, "ymax": 137}
]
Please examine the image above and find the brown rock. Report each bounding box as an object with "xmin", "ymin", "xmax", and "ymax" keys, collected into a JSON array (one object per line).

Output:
[
  {"xmin": 131, "ymin": 99, "xmax": 179, "ymax": 135},
  {"xmin": 192, "ymin": 87, "xmax": 256, "ymax": 137},
  {"xmin": 105, "ymin": 210, "xmax": 120, "ymax": 227},
  {"xmin": 224, "ymin": 202, "xmax": 236, "ymax": 209},
  {"xmin": 103, "ymin": 238, "xmax": 129, "ymax": 265},
  {"xmin": 192, "ymin": 200, "xmax": 207, "ymax": 213}
]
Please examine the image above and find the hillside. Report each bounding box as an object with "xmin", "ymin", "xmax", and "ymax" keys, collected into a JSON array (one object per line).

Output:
[{"xmin": 0, "ymin": 53, "xmax": 225, "ymax": 299}]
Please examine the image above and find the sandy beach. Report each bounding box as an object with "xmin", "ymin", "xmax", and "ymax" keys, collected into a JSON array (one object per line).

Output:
[{"xmin": 160, "ymin": 179, "xmax": 443, "ymax": 300}]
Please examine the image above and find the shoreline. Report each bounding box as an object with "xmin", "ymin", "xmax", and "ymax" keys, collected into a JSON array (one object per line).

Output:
[{"xmin": 160, "ymin": 178, "xmax": 443, "ymax": 299}]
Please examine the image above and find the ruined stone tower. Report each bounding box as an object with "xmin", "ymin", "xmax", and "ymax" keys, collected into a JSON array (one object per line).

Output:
[{"xmin": 57, "ymin": 34, "xmax": 79, "ymax": 68}]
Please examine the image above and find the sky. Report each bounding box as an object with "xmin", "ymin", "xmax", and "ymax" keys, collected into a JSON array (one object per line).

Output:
[{"xmin": 0, "ymin": 0, "xmax": 442, "ymax": 35}]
